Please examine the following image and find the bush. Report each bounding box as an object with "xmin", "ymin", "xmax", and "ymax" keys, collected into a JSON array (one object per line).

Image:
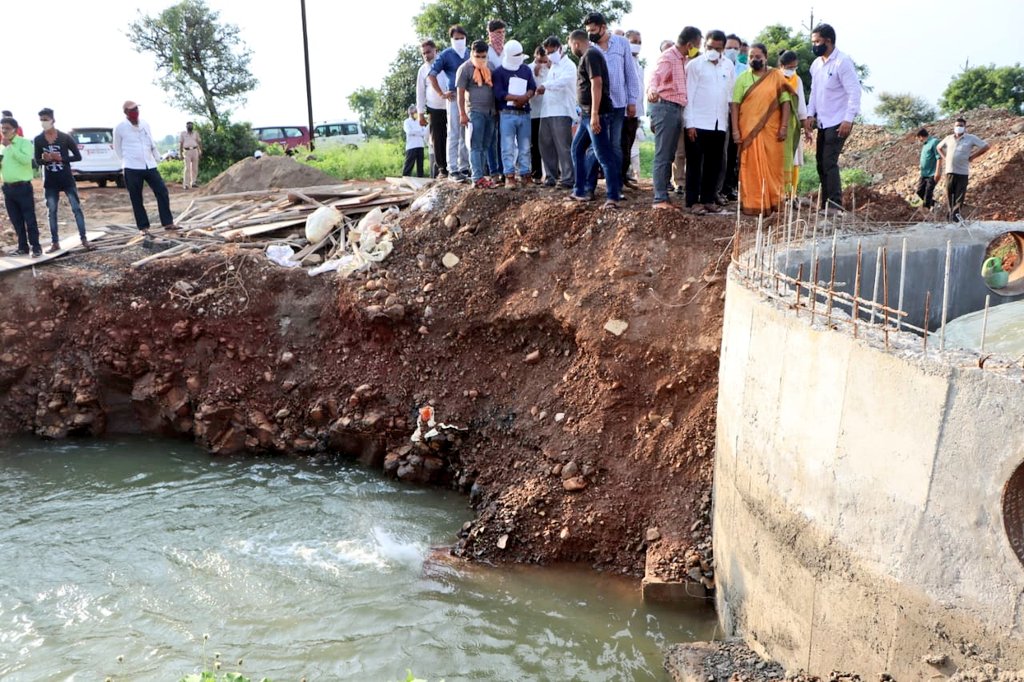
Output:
[
  {"xmin": 194, "ymin": 121, "xmax": 260, "ymax": 182},
  {"xmin": 296, "ymin": 140, "xmax": 404, "ymax": 181},
  {"xmin": 159, "ymin": 159, "xmax": 184, "ymax": 185},
  {"xmin": 796, "ymin": 154, "xmax": 873, "ymax": 196}
]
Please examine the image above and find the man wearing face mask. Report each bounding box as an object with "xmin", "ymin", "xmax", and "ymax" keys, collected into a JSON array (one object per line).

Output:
[
  {"xmin": 113, "ymin": 101, "xmax": 175, "ymax": 233},
  {"xmin": 529, "ymin": 46, "xmax": 550, "ymax": 184},
  {"xmin": 683, "ymin": 30, "xmax": 735, "ymax": 215},
  {"xmin": 416, "ymin": 39, "xmax": 449, "ymax": 178},
  {"xmin": 178, "ymin": 121, "xmax": 202, "ymax": 190},
  {"xmin": 428, "ymin": 25, "xmax": 471, "ymax": 182},
  {"xmin": 485, "ymin": 19, "xmax": 507, "ymax": 182},
  {"xmin": 724, "ymin": 35, "xmax": 748, "ymax": 78},
  {"xmin": 456, "ymin": 40, "xmax": 499, "ymax": 189},
  {"xmin": 583, "ymin": 12, "xmax": 640, "ymax": 195},
  {"xmin": 537, "ymin": 35, "xmax": 578, "ymax": 189},
  {"xmin": 804, "ymin": 23, "xmax": 862, "ymax": 214},
  {"xmin": 647, "ymin": 26, "xmax": 703, "ymax": 210},
  {"xmin": 935, "ymin": 118, "xmax": 989, "ymax": 222},
  {"xmin": 34, "ymin": 108, "xmax": 90, "ymax": 252},
  {"xmin": 1, "ymin": 115, "xmax": 42, "ymax": 257},
  {"xmin": 568, "ymin": 29, "xmax": 621, "ymax": 209},
  {"xmin": 621, "ymin": 30, "xmax": 644, "ymax": 188},
  {"xmin": 492, "ymin": 39, "xmax": 537, "ymax": 189}
]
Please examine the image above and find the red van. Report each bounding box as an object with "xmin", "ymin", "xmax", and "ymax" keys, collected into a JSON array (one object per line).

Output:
[{"xmin": 252, "ymin": 125, "xmax": 310, "ymax": 151}]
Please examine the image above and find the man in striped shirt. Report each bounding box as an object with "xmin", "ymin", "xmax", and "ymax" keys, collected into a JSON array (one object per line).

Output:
[{"xmin": 647, "ymin": 27, "xmax": 702, "ymax": 209}]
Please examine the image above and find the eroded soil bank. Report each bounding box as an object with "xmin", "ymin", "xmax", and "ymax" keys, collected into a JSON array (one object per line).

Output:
[{"xmin": 0, "ymin": 184, "xmax": 731, "ymax": 577}]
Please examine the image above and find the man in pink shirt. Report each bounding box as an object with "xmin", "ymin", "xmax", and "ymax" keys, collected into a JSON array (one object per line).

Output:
[{"xmin": 647, "ymin": 27, "xmax": 702, "ymax": 209}]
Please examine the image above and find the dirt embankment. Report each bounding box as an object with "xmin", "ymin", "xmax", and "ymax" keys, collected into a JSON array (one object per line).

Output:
[{"xmin": 0, "ymin": 182, "xmax": 734, "ymax": 575}]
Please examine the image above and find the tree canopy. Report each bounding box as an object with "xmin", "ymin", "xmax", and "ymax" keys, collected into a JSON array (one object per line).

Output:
[
  {"xmin": 128, "ymin": 0, "xmax": 258, "ymax": 130},
  {"xmin": 415, "ymin": 0, "xmax": 632, "ymax": 56},
  {"xmin": 874, "ymin": 92, "xmax": 937, "ymax": 131},
  {"xmin": 939, "ymin": 64, "xmax": 1024, "ymax": 115}
]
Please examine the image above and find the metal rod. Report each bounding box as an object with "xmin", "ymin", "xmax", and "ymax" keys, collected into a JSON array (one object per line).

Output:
[
  {"xmin": 810, "ymin": 257, "xmax": 819, "ymax": 324},
  {"xmin": 940, "ymin": 239, "xmax": 952, "ymax": 351},
  {"xmin": 796, "ymin": 263, "xmax": 804, "ymax": 311},
  {"xmin": 897, "ymin": 237, "xmax": 907, "ymax": 331},
  {"xmin": 981, "ymin": 294, "xmax": 991, "ymax": 352},
  {"xmin": 853, "ymin": 241, "xmax": 862, "ymax": 338},
  {"xmin": 882, "ymin": 247, "xmax": 890, "ymax": 351},
  {"xmin": 870, "ymin": 246, "xmax": 882, "ymax": 324},
  {"xmin": 826, "ymin": 230, "xmax": 838, "ymax": 324},
  {"xmin": 923, "ymin": 291, "xmax": 931, "ymax": 352}
]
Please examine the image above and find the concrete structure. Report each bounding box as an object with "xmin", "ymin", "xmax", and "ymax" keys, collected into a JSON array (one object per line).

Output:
[{"xmin": 714, "ymin": 223, "xmax": 1024, "ymax": 678}]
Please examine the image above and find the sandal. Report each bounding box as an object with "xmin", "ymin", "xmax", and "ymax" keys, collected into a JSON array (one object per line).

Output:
[
  {"xmin": 689, "ymin": 205, "xmax": 708, "ymax": 216},
  {"xmin": 602, "ymin": 200, "xmax": 619, "ymax": 210},
  {"xmin": 570, "ymin": 193, "xmax": 593, "ymax": 202}
]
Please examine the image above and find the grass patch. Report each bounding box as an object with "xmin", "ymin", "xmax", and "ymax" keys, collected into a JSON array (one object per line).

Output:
[
  {"xmin": 797, "ymin": 154, "xmax": 873, "ymax": 195},
  {"xmin": 158, "ymin": 159, "xmax": 184, "ymax": 185},
  {"xmin": 638, "ymin": 140, "xmax": 654, "ymax": 179},
  {"xmin": 297, "ymin": 140, "xmax": 405, "ymax": 181}
]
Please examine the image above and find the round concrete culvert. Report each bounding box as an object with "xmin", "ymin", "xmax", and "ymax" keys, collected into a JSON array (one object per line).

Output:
[
  {"xmin": 983, "ymin": 231, "xmax": 1024, "ymax": 295},
  {"xmin": 1003, "ymin": 462, "xmax": 1024, "ymax": 567}
]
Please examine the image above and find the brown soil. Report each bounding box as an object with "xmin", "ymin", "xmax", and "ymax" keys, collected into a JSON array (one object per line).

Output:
[
  {"xmin": 839, "ymin": 108, "xmax": 1024, "ymax": 221},
  {"xmin": 200, "ymin": 156, "xmax": 341, "ymax": 195}
]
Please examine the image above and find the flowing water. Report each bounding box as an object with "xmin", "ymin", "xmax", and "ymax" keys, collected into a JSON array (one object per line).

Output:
[{"xmin": 0, "ymin": 437, "xmax": 716, "ymax": 681}]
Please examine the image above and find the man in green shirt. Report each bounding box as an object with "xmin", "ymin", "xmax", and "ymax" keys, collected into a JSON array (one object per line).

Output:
[
  {"xmin": 915, "ymin": 127, "xmax": 939, "ymax": 210},
  {"xmin": 1, "ymin": 116, "xmax": 42, "ymax": 257}
]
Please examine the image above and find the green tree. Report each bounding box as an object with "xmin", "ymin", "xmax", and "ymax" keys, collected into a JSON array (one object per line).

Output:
[
  {"xmin": 128, "ymin": 0, "xmax": 258, "ymax": 130},
  {"xmin": 348, "ymin": 87, "xmax": 387, "ymax": 139},
  {"xmin": 376, "ymin": 46, "xmax": 427, "ymax": 140},
  {"xmin": 754, "ymin": 23, "xmax": 872, "ymax": 100},
  {"xmin": 414, "ymin": 0, "xmax": 631, "ymax": 54},
  {"xmin": 939, "ymin": 64, "xmax": 1024, "ymax": 115},
  {"xmin": 194, "ymin": 121, "xmax": 259, "ymax": 180},
  {"xmin": 874, "ymin": 92, "xmax": 937, "ymax": 131}
]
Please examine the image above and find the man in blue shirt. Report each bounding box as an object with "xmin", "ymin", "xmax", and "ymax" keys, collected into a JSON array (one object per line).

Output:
[
  {"xmin": 491, "ymin": 40, "xmax": 537, "ymax": 189},
  {"xmin": 428, "ymin": 25, "xmax": 470, "ymax": 181}
]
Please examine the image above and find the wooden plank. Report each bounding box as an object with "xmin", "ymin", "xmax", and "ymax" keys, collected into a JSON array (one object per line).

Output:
[
  {"xmin": 0, "ymin": 231, "xmax": 108, "ymax": 273},
  {"xmin": 385, "ymin": 176, "xmax": 434, "ymax": 191},
  {"xmin": 221, "ymin": 218, "xmax": 307, "ymax": 240},
  {"xmin": 191, "ymin": 183, "xmax": 362, "ymax": 203},
  {"xmin": 130, "ymin": 243, "xmax": 195, "ymax": 269}
]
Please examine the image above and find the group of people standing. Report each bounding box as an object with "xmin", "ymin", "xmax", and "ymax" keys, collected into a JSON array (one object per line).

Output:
[
  {"xmin": 412, "ymin": 17, "xmax": 866, "ymax": 217},
  {"xmin": 0, "ymin": 101, "xmax": 200, "ymax": 257}
]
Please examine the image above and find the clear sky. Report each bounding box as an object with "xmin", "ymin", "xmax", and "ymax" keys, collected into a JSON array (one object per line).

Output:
[{"xmin": 3, "ymin": 1, "xmax": 1020, "ymax": 139}]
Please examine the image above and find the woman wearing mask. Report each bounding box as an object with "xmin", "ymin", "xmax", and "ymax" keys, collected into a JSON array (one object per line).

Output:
[
  {"xmin": 778, "ymin": 50, "xmax": 811, "ymax": 197},
  {"xmin": 729, "ymin": 43, "xmax": 795, "ymax": 216}
]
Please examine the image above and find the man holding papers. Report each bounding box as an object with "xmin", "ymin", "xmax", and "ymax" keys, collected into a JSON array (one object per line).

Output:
[{"xmin": 492, "ymin": 39, "xmax": 537, "ymax": 189}]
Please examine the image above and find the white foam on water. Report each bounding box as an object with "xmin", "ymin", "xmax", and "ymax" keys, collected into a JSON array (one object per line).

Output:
[{"xmin": 370, "ymin": 526, "xmax": 426, "ymax": 569}]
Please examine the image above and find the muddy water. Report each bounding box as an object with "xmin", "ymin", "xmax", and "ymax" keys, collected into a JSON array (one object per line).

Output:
[{"xmin": 0, "ymin": 437, "xmax": 716, "ymax": 680}]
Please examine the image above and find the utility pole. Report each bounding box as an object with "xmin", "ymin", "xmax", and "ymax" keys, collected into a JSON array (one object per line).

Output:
[
  {"xmin": 301, "ymin": 0, "xmax": 315, "ymax": 151},
  {"xmin": 802, "ymin": 7, "xmax": 816, "ymax": 38}
]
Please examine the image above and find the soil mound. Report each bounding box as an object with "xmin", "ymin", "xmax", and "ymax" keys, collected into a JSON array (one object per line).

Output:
[
  {"xmin": 840, "ymin": 108, "xmax": 1024, "ymax": 220},
  {"xmin": 201, "ymin": 156, "xmax": 340, "ymax": 195}
]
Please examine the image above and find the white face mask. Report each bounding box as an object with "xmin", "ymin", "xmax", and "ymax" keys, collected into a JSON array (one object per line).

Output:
[
  {"xmin": 782, "ymin": 68, "xmax": 796, "ymax": 77},
  {"xmin": 724, "ymin": 48, "xmax": 739, "ymax": 62},
  {"xmin": 504, "ymin": 53, "xmax": 524, "ymax": 69},
  {"xmin": 451, "ymin": 38, "xmax": 467, "ymax": 56},
  {"xmin": 954, "ymin": 125, "xmax": 965, "ymax": 135},
  {"xmin": 629, "ymin": 43, "xmax": 641, "ymax": 55},
  {"xmin": 40, "ymin": 120, "xmax": 54, "ymax": 131},
  {"xmin": 548, "ymin": 50, "xmax": 562, "ymax": 65},
  {"xmin": 706, "ymin": 49, "xmax": 721, "ymax": 62}
]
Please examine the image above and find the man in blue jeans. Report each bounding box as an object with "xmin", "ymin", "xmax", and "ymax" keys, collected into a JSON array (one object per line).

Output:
[
  {"xmin": 581, "ymin": 12, "xmax": 639, "ymax": 196},
  {"xmin": 457, "ymin": 41, "xmax": 499, "ymax": 189},
  {"xmin": 34, "ymin": 108, "xmax": 92, "ymax": 251},
  {"xmin": 492, "ymin": 40, "xmax": 537, "ymax": 189},
  {"xmin": 113, "ymin": 101, "xmax": 175, "ymax": 232},
  {"xmin": 568, "ymin": 30, "xmax": 620, "ymax": 208}
]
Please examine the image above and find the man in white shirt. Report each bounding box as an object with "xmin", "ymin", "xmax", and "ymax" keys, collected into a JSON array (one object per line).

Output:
[
  {"xmin": 113, "ymin": 100, "xmax": 175, "ymax": 232},
  {"xmin": 416, "ymin": 39, "xmax": 448, "ymax": 178},
  {"xmin": 935, "ymin": 117, "xmax": 990, "ymax": 222},
  {"xmin": 804, "ymin": 23, "xmax": 862, "ymax": 213},
  {"xmin": 402, "ymin": 107, "xmax": 429, "ymax": 177},
  {"xmin": 683, "ymin": 30, "xmax": 735, "ymax": 214},
  {"xmin": 537, "ymin": 35, "xmax": 578, "ymax": 189}
]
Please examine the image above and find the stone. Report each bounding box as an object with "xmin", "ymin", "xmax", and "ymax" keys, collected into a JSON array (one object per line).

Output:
[
  {"xmin": 282, "ymin": 380, "xmax": 298, "ymax": 393},
  {"xmin": 554, "ymin": 412, "xmax": 566, "ymax": 423},
  {"xmin": 604, "ymin": 319, "xmax": 629, "ymax": 337},
  {"xmin": 418, "ymin": 326, "xmax": 430, "ymax": 335},
  {"xmin": 563, "ymin": 476, "xmax": 587, "ymax": 492},
  {"xmin": 646, "ymin": 527, "xmax": 662, "ymax": 542},
  {"xmin": 524, "ymin": 349, "xmax": 541, "ymax": 364},
  {"xmin": 444, "ymin": 214, "xmax": 460, "ymax": 229},
  {"xmin": 559, "ymin": 527, "xmax": 570, "ymax": 540},
  {"xmin": 561, "ymin": 461, "xmax": 579, "ymax": 479},
  {"xmin": 442, "ymin": 252, "xmax": 460, "ymax": 269},
  {"xmin": 275, "ymin": 408, "xmax": 291, "ymax": 420},
  {"xmin": 186, "ymin": 376, "xmax": 201, "ymax": 392},
  {"xmin": 279, "ymin": 351, "xmax": 295, "ymax": 366},
  {"xmin": 497, "ymin": 534, "xmax": 509, "ymax": 550}
]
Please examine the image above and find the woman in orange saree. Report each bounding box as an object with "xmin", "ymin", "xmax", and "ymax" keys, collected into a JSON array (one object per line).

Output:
[{"xmin": 729, "ymin": 44, "xmax": 794, "ymax": 216}]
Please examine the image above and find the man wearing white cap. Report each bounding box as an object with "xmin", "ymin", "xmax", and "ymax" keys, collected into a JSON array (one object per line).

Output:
[{"xmin": 113, "ymin": 100, "xmax": 175, "ymax": 232}]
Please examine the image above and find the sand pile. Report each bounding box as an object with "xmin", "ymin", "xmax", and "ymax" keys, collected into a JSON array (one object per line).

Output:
[{"xmin": 201, "ymin": 156, "xmax": 340, "ymax": 195}]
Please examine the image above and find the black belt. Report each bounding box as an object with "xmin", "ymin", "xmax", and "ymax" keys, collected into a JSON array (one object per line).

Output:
[
  {"xmin": 3, "ymin": 181, "xmax": 30, "ymax": 187},
  {"xmin": 501, "ymin": 109, "xmax": 530, "ymax": 115},
  {"xmin": 184, "ymin": 147, "xmax": 198, "ymax": 150}
]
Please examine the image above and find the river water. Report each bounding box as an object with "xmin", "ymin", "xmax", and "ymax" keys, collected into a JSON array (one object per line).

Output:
[{"xmin": 0, "ymin": 437, "xmax": 716, "ymax": 681}]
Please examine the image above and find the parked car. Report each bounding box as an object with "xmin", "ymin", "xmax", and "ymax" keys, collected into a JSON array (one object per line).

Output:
[
  {"xmin": 69, "ymin": 127, "xmax": 123, "ymax": 188},
  {"xmin": 252, "ymin": 125, "xmax": 310, "ymax": 152},
  {"xmin": 312, "ymin": 120, "xmax": 367, "ymax": 149}
]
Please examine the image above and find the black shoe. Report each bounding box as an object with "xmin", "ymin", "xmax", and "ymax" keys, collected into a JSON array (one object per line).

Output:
[
  {"xmin": 13, "ymin": 248, "xmax": 30, "ymax": 256},
  {"xmin": 31, "ymin": 248, "xmax": 43, "ymax": 258}
]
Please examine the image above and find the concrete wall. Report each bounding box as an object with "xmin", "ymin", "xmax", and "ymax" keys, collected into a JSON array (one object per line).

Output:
[{"xmin": 714, "ymin": 270, "xmax": 1024, "ymax": 679}]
